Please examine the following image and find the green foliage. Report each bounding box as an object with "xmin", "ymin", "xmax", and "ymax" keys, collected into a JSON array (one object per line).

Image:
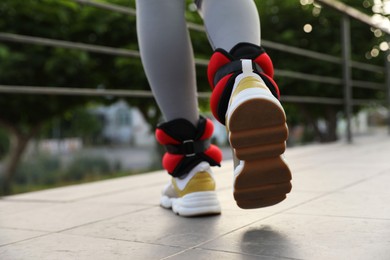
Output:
[
  {"xmin": 39, "ymin": 106, "xmax": 104, "ymax": 145},
  {"xmin": 0, "ymin": 0, "xmax": 152, "ymax": 130},
  {"xmin": 252, "ymin": 0, "xmax": 388, "ymax": 141},
  {"xmin": 64, "ymin": 156, "xmax": 112, "ymax": 181},
  {"xmin": 1, "ymin": 0, "xmax": 386, "ymax": 135},
  {"xmin": 13, "ymin": 155, "xmax": 61, "ymax": 186},
  {"xmin": 63, "ymin": 108, "xmax": 103, "ymax": 143},
  {"xmin": 0, "ymin": 128, "xmax": 10, "ymax": 159},
  {"xmin": 5, "ymin": 154, "xmax": 120, "ymax": 195},
  {"xmin": 0, "ymin": 0, "xmax": 155, "ymax": 192}
]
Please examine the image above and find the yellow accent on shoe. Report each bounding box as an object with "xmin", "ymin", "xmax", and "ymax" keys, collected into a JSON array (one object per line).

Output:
[
  {"xmin": 226, "ymin": 76, "xmax": 270, "ymax": 132},
  {"xmin": 231, "ymin": 76, "xmax": 269, "ymax": 100},
  {"xmin": 172, "ymin": 171, "xmax": 216, "ymax": 198}
]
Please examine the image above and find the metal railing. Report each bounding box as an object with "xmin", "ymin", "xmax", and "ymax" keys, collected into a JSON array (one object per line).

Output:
[
  {"xmin": 0, "ymin": 0, "xmax": 389, "ymax": 143},
  {"xmin": 315, "ymin": 0, "xmax": 390, "ymax": 141}
]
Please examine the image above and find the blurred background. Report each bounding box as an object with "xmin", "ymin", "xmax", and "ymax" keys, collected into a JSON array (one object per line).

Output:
[{"xmin": 0, "ymin": 0, "xmax": 389, "ymax": 196}]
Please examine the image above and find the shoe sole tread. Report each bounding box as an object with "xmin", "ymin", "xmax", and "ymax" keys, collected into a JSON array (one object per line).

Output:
[{"xmin": 229, "ymin": 92, "xmax": 292, "ymax": 209}]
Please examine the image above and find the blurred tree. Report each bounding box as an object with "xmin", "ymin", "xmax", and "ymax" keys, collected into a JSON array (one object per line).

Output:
[
  {"xmin": 39, "ymin": 106, "xmax": 103, "ymax": 145},
  {"xmin": 0, "ymin": 128, "xmax": 10, "ymax": 160},
  {"xmin": 0, "ymin": 0, "xmax": 388, "ymax": 193},
  {"xmin": 0, "ymin": 0, "xmax": 151, "ymax": 193}
]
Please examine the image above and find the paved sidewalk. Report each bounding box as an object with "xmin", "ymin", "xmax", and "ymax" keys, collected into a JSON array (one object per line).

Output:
[{"xmin": 1, "ymin": 131, "xmax": 390, "ymax": 260}]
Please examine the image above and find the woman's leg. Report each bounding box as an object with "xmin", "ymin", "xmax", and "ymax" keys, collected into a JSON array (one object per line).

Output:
[
  {"xmin": 136, "ymin": 0, "xmax": 199, "ymax": 126},
  {"xmin": 136, "ymin": 0, "xmax": 223, "ymax": 217},
  {"xmin": 198, "ymin": 0, "xmax": 292, "ymax": 209},
  {"xmin": 198, "ymin": 0, "xmax": 261, "ymax": 50}
]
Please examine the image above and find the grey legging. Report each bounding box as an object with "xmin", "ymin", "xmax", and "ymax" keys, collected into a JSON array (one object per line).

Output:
[{"xmin": 136, "ymin": 0, "xmax": 261, "ymax": 126}]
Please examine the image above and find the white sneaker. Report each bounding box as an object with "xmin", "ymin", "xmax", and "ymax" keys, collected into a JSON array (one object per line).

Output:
[
  {"xmin": 226, "ymin": 60, "xmax": 292, "ymax": 209},
  {"xmin": 160, "ymin": 162, "xmax": 221, "ymax": 217}
]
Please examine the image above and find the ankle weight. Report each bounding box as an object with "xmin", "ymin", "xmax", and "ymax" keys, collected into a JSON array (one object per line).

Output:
[
  {"xmin": 155, "ymin": 116, "xmax": 222, "ymax": 177},
  {"xmin": 207, "ymin": 42, "xmax": 280, "ymax": 125}
]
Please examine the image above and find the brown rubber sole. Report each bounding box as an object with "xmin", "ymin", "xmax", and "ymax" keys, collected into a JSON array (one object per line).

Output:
[{"xmin": 229, "ymin": 97, "xmax": 292, "ymax": 209}]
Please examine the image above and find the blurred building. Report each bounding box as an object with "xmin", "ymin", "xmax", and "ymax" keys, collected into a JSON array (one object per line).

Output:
[{"xmin": 93, "ymin": 100, "xmax": 154, "ymax": 146}]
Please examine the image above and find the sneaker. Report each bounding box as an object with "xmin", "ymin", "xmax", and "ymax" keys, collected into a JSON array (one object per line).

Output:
[
  {"xmin": 160, "ymin": 162, "xmax": 221, "ymax": 216},
  {"xmin": 227, "ymin": 60, "xmax": 292, "ymax": 209}
]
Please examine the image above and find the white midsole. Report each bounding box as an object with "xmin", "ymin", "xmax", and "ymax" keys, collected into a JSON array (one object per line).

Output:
[
  {"xmin": 161, "ymin": 191, "xmax": 221, "ymax": 217},
  {"xmin": 226, "ymin": 70, "xmax": 288, "ymax": 189}
]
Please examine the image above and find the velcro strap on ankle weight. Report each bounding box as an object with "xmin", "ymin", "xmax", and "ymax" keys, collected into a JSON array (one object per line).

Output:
[
  {"xmin": 212, "ymin": 59, "xmax": 280, "ymax": 100},
  {"xmin": 213, "ymin": 60, "xmax": 263, "ymax": 87},
  {"xmin": 207, "ymin": 43, "xmax": 279, "ymax": 125},
  {"xmin": 155, "ymin": 116, "xmax": 222, "ymax": 178},
  {"xmin": 165, "ymin": 139, "xmax": 211, "ymax": 157},
  {"xmin": 230, "ymin": 42, "xmax": 274, "ymax": 78}
]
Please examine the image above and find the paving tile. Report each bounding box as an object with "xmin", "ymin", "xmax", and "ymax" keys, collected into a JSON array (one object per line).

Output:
[
  {"xmin": 0, "ymin": 200, "xmax": 57, "ymax": 215},
  {"xmin": 338, "ymin": 153, "xmax": 390, "ymax": 169},
  {"xmin": 291, "ymin": 163, "xmax": 386, "ymax": 193},
  {"xmin": 1, "ymin": 132, "xmax": 389, "ymax": 259},
  {"xmin": 3, "ymin": 170, "xmax": 167, "ymax": 202},
  {"xmin": 65, "ymin": 206, "xmax": 273, "ymax": 248},
  {"xmin": 0, "ymin": 233, "xmax": 182, "ymax": 260},
  {"xmin": 344, "ymin": 172, "xmax": 390, "ymax": 194},
  {"xmin": 81, "ymin": 184, "xmax": 162, "ymax": 206},
  {"xmin": 213, "ymin": 161, "xmax": 235, "ymax": 190},
  {"xmin": 0, "ymin": 201, "xmax": 149, "ymax": 232},
  {"xmin": 287, "ymin": 171, "xmax": 390, "ymax": 219},
  {"xmin": 166, "ymin": 248, "xmax": 281, "ymax": 260},
  {"xmin": 80, "ymin": 162, "xmax": 234, "ymax": 206},
  {"xmin": 0, "ymin": 228, "xmax": 47, "ymax": 246},
  {"xmin": 1, "ymin": 163, "xmax": 233, "ymax": 204},
  {"xmin": 287, "ymin": 191, "xmax": 390, "ymax": 220},
  {"xmin": 286, "ymin": 138, "xmax": 389, "ymax": 170},
  {"xmin": 218, "ymin": 188, "xmax": 322, "ymax": 214},
  {"xmin": 201, "ymin": 213, "xmax": 390, "ymax": 260}
]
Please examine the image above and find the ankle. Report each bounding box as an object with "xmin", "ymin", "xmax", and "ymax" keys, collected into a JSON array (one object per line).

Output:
[{"xmin": 155, "ymin": 116, "xmax": 222, "ymax": 178}]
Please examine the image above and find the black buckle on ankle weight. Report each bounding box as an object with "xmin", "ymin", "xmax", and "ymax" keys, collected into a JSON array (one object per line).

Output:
[
  {"xmin": 165, "ymin": 139, "xmax": 211, "ymax": 157},
  {"xmin": 183, "ymin": 140, "xmax": 196, "ymax": 157},
  {"xmin": 214, "ymin": 60, "xmax": 263, "ymax": 86}
]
